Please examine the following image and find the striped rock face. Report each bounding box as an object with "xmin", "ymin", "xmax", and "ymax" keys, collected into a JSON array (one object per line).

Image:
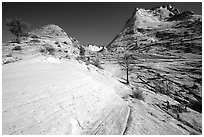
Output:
[
  {"xmin": 107, "ymin": 5, "xmax": 201, "ymax": 52},
  {"xmin": 103, "ymin": 5, "xmax": 202, "ymax": 135}
]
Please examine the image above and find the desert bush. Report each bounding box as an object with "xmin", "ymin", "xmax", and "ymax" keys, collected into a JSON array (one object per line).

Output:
[
  {"xmin": 131, "ymin": 87, "xmax": 145, "ymax": 101},
  {"xmin": 30, "ymin": 34, "xmax": 39, "ymax": 38},
  {"xmin": 63, "ymin": 41, "xmax": 68, "ymax": 45},
  {"xmin": 45, "ymin": 45, "xmax": 55, "ymax": 55},
  {"xmin": 40, "ymin": 44, "xmax": 56, "ymax": 55},
  {"xmin": 137, "ymin": 28, "xmax": 144, "ymax": 33},
  {"xmin": 79, "ymin": 45, "xmax": 85, "ymax": 56},
  {"xmin": 20, "ymin": 36, "xmax": 29, "ymax": 41},
  {"xmin": 72, "ymin": 42, "xmax": 80, "ymax": 48},
  {"xmin": 6, "ymin": 53, "xmax": 12, "ymax": 57},
  {"xmin": 91, "ymin": 58, "xmax": 103, "ymax": 69},
  {"xmin": 153, "ymin": 80, "xmax": 166, "ymax": 94},
  {"xmin": 64, "ymin": 55, "xmax": 70, "ymax": 59},
  {"xmin": 55, "ymin": 41, "xmax": 59, "ymax": 45},
  {"xmin": 12, "ymin": 46, "xmax": 22, "ymax": 50},
  {"xmin": 55, "ymin": 41, "xmax": 61, "ymax": 47},
  {"xmin": 184, "ymin": 46, "xmax": 192, "ymax": 53},
  {"xmin": 39, "ymin": 48, "xmax": 46, "ymax": 53},
  {"xmin": 125, "ymin": 29, "xmax": 134, "ymax": 34},
  {"xmin": 184, "ymin": 31, "xmax": 189, "ymax": 36},
  {"xmin": 30, "ymin": 39, "xmax": 41, "ymax": 43}
]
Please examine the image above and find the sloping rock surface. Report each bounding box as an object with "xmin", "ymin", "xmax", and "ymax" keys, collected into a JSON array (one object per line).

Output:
[{"xmin": 2, "ymin": 56, "xmax": 130, "ymax": 135}]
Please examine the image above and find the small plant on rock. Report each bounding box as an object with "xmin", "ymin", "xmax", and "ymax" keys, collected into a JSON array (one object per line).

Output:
[
  {"xmin": 30, "ymin": 39, "xmax": 41, "ymax": 43},
  {"xmin": 39, "ymin": 47, "xmax": 45, "ymax": 53},
  {"xmin": 12, "ymin": 46, "xmax": 22, "ymax": 50},
  {"xmin": 40, "ymin": 44, "xmax": 56, "ymax": 55},
  {"xmin": 30, "ymin": 34, "xmax": 39, "ymax": 38},
  {"xmin": 92, "ymin": 57, "xmax": 103, "ymax": 69},
  {"xmin": 6, "ymin": 53, "xmax": 12, "ymax": 57},
  {"xmin": 45, "ymin": 45, "xmax": 55, "ymax": 55},
  {"xmin": 79, "ymin": 45, "xmax": 85, "ymax": 57},
  {"xmin": 130, "ymin": 87, "xmax": 145, "ymax": 101}
]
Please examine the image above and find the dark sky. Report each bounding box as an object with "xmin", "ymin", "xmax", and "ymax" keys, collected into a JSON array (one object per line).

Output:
[{"xmin": 2, "ymin": 2, "xmax": 202, "ymax": 45}]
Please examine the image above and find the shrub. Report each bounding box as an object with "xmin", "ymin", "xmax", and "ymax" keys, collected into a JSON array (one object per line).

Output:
[
  {"xmin": 6, "ymin": 53, "xmax": 12, "ymax": 57},
  {"xmin": 30, "ymin": 34, "xmax": 39, "ymax": 38},
  {"xmin": 45, "ymin": 44, "xmax": 55, "ymax": 55},
  {"xmin": 91, "ymin": 58, "xmax": 103, "ymax": 69},
  {"xmin": 184, "ymin": 46, "xmax": 192, "ymax": 53},
  {"xmin": 30, "ymin": 39, "xmax": 41, "ymax": 43},
  {"xmin": 79, "ymin": 45, "xmax": 85, "ymax": 56},
  {"xmin": 130, "ymin": 87, "xmax": 145, "ymax": 101},
  {"xmin": 40, "ymin": 44, "xmax": 56, "ymax": 55},
  {"xmin": 55, "ymin": 41, "xmax": 59, "ymax": 45},
  {"xmin": 55, "ymin": 41, "xmax": 61, "ymax": 47},
  {"xmin": 125, "ymin": 29, "xmax": 134, "ymax": 34},
  {"xmin": 64, "ymin": 55, "xmax": 70, "ymax": 59},
  {"xmin": 39, "ymin": 48, "xmax": 45, "ymax": 53},
  {"xmin": 63, "ymin": 41, "xmax": 68, "ymax": 45},
  {"xmin": 12, "ymin": 46, "xmax": 21, "ymax": 50}
]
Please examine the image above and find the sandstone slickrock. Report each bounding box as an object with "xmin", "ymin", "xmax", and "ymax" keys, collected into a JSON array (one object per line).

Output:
[
  {"xmin": 29, "ymin": 24, "xmax": 72, "ymax": 44},
  {"xmin": 2, "ymin": 24, "xmax": 80, "ymax": 64},
  {"xmin": 2, "ymin": 23, "xmax": 132, "ymax": 135},
  {"xmin": 102, "ymin": 5, "xmax": 202, "ymax": 134},
  {"xmin": 2, "ymin": 56, "xmax": 130, "ymax": 135},
  {"xmin": 106, "ymin": 5, "xmax": 202, "ymax": 113}
]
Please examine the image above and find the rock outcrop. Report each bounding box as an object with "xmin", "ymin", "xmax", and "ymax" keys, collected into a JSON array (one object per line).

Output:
[
  {"xmin": 2, "ymin": 24, "xmax": 130, "ymax": 135},
  {"xmin": 85, "ymin": 44, "xmax": 104, "ymax": 52},
  {"xmin": 29, "ymin": 24, "xmax": 72, "ymax": 44},
  {"xmin": 107, "ymin": 5, "xmax": 201, "ymax": 52},
  {"xmin": 103, "ymin": 5, "xmax": 202, "ymax": 134},
  {"xmin": 2, "ymin": 24, "xmax": 81, "ymax": 64},
  {"xmin": 2, "ymin": 56, "xmax": 130, "ymax": 135},
  {"xmin": 124, "ymin": 5, "xmax": 180, "ymax": 31}
]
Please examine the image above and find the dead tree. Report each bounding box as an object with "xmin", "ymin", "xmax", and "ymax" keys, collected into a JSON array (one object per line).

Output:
[{"xmin": 118, "ymin": 53, "xmax": 135, "ymax": 84}]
